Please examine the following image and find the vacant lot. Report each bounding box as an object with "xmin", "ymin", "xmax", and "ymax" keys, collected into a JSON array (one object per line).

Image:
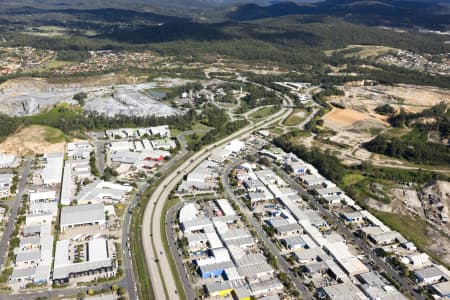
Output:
[
  {"xmin": 323, "ymin": 108, "xmax": 375, "ymax": 129},
  {"xmin": 283, "ymin": 109, "xmax": 306, "ymax": 126},
  {"xmin": 249, "ymin": 106, "xmax": 278, "ymax": 119},
  {"xmin": 0, "ymin": 125, "xmax": 65, "ymax": 156},
  {"xmin": 325, "ymin": 45, "xmax": 397, "ymax": 59},
  {"xmin": 371, "ymin": 209, "xmax": 450, "ymax": 266}
]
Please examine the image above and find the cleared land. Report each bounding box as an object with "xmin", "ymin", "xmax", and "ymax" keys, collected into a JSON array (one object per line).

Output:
[
  {"xmin": 323, "ymin": 108, "xmax": 379, "ymax": 129},
  {"xmin": 325, "ymin": 45, "xmax": 397, "ymax": 58},
  {"xmin": 0, "ymin": 125, "xmax": 65, "ymax": 156},
  {"xmin": 283, "ymin": 109, "xmax": 306, "ymax": 126},
  {"xmin": 249, "ymin": 106, "xmax": 277, "ymax": 119},
  {"xmin": 0, "ymin": 77, "xmax": 181, "ymax": 117},
  {"xmin": 371, "ymin": 210, "xmax": 450, "ymax": 267}
]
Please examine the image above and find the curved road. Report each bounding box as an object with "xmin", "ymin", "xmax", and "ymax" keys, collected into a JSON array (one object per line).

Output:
[{"xmin": 141, "ymin": 106, "xmax": 294, "ymax": 300}]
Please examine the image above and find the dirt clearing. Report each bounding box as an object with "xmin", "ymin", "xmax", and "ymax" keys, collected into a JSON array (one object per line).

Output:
[
  {"xmin": 323, "ymin": 108, "xmax": 382, "ymax": 129},
  {"xmin": 0, "ymin": 125, "xmax": 66, "ymax": 156}
]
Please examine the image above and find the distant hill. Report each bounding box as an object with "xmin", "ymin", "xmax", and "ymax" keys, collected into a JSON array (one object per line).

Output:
[
  {"xmin": 1, "ymin": 0, "xmax": 449, "ymax": 29},
  {"xmin": 226, "ymin": 0, "xmax": 450, "ymax": 30}
]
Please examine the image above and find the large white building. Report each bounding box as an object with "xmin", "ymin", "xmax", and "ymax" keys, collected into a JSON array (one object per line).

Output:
[
  {"xmin": 0, "ymin": 153, "xmax": 16, "ymax": 168},
  {"xmin": 60, "ymin": 203, "xmax": 105, "ymax": 232},
  {"xmin": 66, "ymin": 142, "xmax": 92, "ymax": 160},
  {"xmin": 41, "ymin": 153, "xmax": 64, "ymax": 185},
  {"xmin": 75, "ymin": 179, "xmax": 133, "ymax": 204},
  {"xmin": 53, "ymin": 238, "xmax": 115, "ymax": 283},
  {"xmin": 0, "ymin": 173, "xmax": 14, "ymax": 198}
]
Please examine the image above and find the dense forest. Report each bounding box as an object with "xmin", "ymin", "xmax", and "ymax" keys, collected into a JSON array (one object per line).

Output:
[
  {"xmin": 188, "ymin": 104, "xmax": 248, "ymax": 150},
  {"xmin": 388, "ymin": 103, "xmax": 450, "ymax": 139},
  {"xmin": 364, "ymin": 134, "xmax": 450, "ymax": 165},
  {"xmin": 0, "ymin": 108, "xmax": 197, "ymax": 141}
]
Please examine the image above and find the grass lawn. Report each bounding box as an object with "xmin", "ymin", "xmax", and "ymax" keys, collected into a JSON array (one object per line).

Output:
[
  {"xmin": 268, "ymin": 127, "xmax": 285, "ymax": 135},
  {"xmin": 25, "ymin": 103, "xmax": 82, "ymax": 125},
  {"xmin": 249, "ymin": 106, "xmax": 277, "ymax": 119},
  {"xmin": 38, "ymin": 60, "xmax": 73, "ymax": 71},
  {"xmin": 43, "ymin": 126, "xmax": 66, "ymax": 143},
  {"xmin": 283, "ymin": 108, "xmax": 306, "ymax": 126},
  {"xmin": 384, "ymin": 127, "xmax": 411, "ymax": 137},
  {"xmin": 171, "ymin": 128, "xmax": 183, "ymax": 137},
  {"xmin": 130, "ymin": 189, "xmax": 155, "ymax": 300},
  {"xmin": 341, "ymin": 173, "xmax": 365, "ymax": 187},
  {"xmin": 114, "ymin": 203, "xmax": 126, "ymax": 218},
  {"xmin": 370, "ymin": 210, "xmax": 429, "ymax": 248},
  {"xmin": 191, "ymin": 122, "xmax": 211, "ymax": 131}
]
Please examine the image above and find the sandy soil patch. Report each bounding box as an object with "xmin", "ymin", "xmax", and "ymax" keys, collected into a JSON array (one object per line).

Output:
[
  {"xmin": 337, "ymin": 84, "xmax": 450, "ymax": 115},
  {"xmin": 0, "ymin": 125, "xmax": 65, "ymax": 156},
  {"xmin": 387, "ymin": 85, "xmax": 450, "ymax": 107},
  {"xmin": 323, "ymin": 108, "xmax": 378, "ymax": 129},
  {"xmin": 392, "ymin": 188, "xmax": 422, "ymax": 209}
]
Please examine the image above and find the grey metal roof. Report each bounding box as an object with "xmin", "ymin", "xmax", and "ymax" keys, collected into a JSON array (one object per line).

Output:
[{"xmin": 60, "ymin": 203, "xmax": 105, "ymax": 227}]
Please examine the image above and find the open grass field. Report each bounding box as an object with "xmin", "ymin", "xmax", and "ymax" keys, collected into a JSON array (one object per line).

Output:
[
  {"xmin": 249, "ymin": 106, "xmax": 277, "ymax": 119},
  {"xmin": 283, "ymin": 108, "xmax": 306, "ymax": 126},
  {"xmin": 25, "ymin": 102, "xmax": 82, "ymax": 125},
  {"xmin": 42, "ymin": 126, "xmax": 66, "ymax": 143},
  {"xmin": 370, "ymin": 210, "xmax": 429, "ymax": 248},
  {"xmin": 341, "ymin": 173, "xmax": 365, "ymax": 187},
  {"xmin": 34, "ymin": 60, "xmax": 73, "ymax": 72},
  {"xmin": 325, "ymin": 45, "xmax": 397, "ymax": 58},
  {"xmin": 25, "ymin": 26, "xmax": 68, "ymax": 37}
]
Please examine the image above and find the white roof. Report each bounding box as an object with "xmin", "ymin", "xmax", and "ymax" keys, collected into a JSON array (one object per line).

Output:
[
  {"xmin": 150, "ymin": 125, "xmax": 170, "ymax": 136},
  {"xmin": 225, "ymin": 140, "xmax": 245, "ymax": 153},
  {"xmin": 324, "ymin": 242, "xmax": 354, "ymax": 260},
  {"xmin": 0, "ymin": 153, "xmax": 15, "ymax": 166},
  {"xmin": 216, "ymin": 199, "xmax": 236, "ymax": 216},
  {"xmin": 54, "ymin": 240, "xmax": 70, "ymax": 266},
  {"xmin": 88, "ymin": 238, "xmax": 109, "ymax": 262},
  {"xmin": 29, "ymin": 191, "xmax": 56, "ymax": 202},
  {"xmin": 179, "ymin": 203, "xmax": 198, "ymax": 224},
  {"xmin": 42, "ymin": 153, "xmax": 64, "ymax": 184},
  {"xmin": 0, "ymin": 173, "xmax": 14, "ymax": 183},
  {"xmin": 338, "ymin": 257, "xmax": 370, "ymax": 276},
  {"xmin": 61, "ymin": 162, "xmax": 72, "ymax": 206},
  {"xmin": 60, "ymin": 203, "xmax": 105, "ymax": 227},
  {"xmin": 321, "ymin": 282, "xmax": 367, "ymax": 300},
  {"xmin": 211, "ymin": 247, "xmax": 231, "ymax": 263}
]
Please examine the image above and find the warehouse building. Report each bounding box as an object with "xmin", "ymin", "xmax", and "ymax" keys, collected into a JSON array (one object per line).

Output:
[
  {"xmin": 60, "ymin": 203, "xmax": 105, "ymax": 232},
  {"xmin": 41, "ymin": 153, "xmax": 64, "ymax": 185},
  {"xmin": 0, "ymin": 153, "xmax": 16, "ymax": 168},
  {"xmin": 319, "ymin": 281, "xmax": 366, "ymax": 300},
  {"xmin": 53, "ymin": 238, "xmax": 115, "ymax": 283}
]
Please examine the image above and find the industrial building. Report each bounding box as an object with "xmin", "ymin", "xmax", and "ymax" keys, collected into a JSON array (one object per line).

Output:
[
  {"xmin": 75, "ymin": 179, "xmax": 133, "ymax": 204},
  {"xmin": 53, "ymin": 238, "xmax": 115, "ymax": 283},
  {"xmin": 0, "ymin": 153, "xmax": 16, "ymax": 168},
  {"xmin": 59, "ymin": 203, "xmax": 105, "ymax": 232},
  {"xmin": 41, "ymin": 153, "xmax": 64, "ymax": 185}
]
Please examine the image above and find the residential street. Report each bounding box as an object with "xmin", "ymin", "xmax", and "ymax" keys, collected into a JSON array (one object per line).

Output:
[{"xmin": 0, "ymin": 158, "xmax": 32, "ymax": 267}]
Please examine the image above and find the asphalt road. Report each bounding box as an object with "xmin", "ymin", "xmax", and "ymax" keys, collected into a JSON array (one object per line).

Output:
[
  {"xmin": 0, "ymin": 158, "xmax": 32, "ymax": 267},
  {"xmin": 141, "ymin": 106, "xmax": 293, "ymax": 300},
  {"xmin": 222, "ymin": 161, "xmax": 313, "ymax": 300},
  {"xmin": 166, "ymin": 202, "xmax": 197, "ymax": 300},
  {"xmin": 277, "ymin": 168, "xmax": 424, "ymax": 300},
  {"xmin": 95, "ymin": 140, "xmax": 106, "ymax": 176}
]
